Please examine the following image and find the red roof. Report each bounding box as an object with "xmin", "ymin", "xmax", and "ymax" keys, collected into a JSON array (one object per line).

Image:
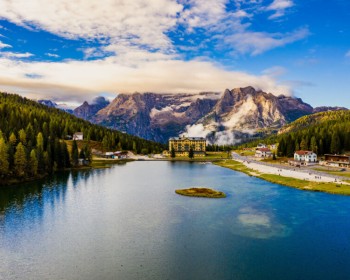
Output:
[
  {"xmin": 295, "ymin": 150, "xmax": 314, "ymax": 155},
  {"xmin": 257, "ymin": 148, "xmax": 271, "ymax": 152}
]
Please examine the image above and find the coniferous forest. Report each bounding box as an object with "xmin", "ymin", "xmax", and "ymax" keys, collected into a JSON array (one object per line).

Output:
[
  {"xmin": 238, "ymin": 110, "xmax": 350, "ymax": 157},
  {"xmin": 0, "ymin": 92, "xmax": 165, "ymax": 184}
]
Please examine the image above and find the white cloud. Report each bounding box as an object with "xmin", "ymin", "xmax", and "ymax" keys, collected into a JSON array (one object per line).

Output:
[
  {"xmin": 0, "ymin": 49, "xmax": 291, "ymax": 103},
  {"xmin": 266, "ymin": 0, "xmax": 294, "ymax": 19},
  {"xmin": 0, "ymin": 51, "xmax": 33, "ymax": 58},
  {"xmin": 346, "ymin": 50, "xmax": 350, "ymax": 57},
  {"xmin": 45, "ymin": 53, "xmax": 59, "ymax": 58},
  {"xmin": 0, "ymin": 0, "xmax": 306, "ymax": 103},
  {"xmin": 180, "ymin": 0, "xmax": 228, "ymax": 30},
  {"xmin": 0, "ymin": 0, "xmax": 183, "ymax": 50},
  {"xmin": 226, "ymin": 27, "xmax": 309, "ymax": 55},
  {"xmin": 0, "ymin": 41, "xmax": 11, "ymax": 49}
]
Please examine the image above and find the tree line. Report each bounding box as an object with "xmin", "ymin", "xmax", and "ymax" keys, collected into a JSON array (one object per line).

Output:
[
  {"xmin": 0, "ymin": 92, "xmax": 165, "ymax": 183},
  {"xmin": 237, "ymin": 110, "xmax": 350, "ymax": 157}
]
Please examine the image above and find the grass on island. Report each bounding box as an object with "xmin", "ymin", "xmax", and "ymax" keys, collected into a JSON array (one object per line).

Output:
[
  {"xmin": 214, "ymin": 160, "xmax": 350, "ymax": 196},
  {"xmin": 175, "ymin": 187, "xmax": 226, "ymax": 198}
]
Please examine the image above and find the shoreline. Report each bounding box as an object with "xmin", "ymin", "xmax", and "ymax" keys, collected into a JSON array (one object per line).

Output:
[{"xmin": 214, "ymin": 158, "xmax": 350, "ymax": 196}]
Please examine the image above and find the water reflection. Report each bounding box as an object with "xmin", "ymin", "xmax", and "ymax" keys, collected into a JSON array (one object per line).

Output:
[{"xmin": 1, "ymin": 162, "xmax": 350, "ymax": 280}]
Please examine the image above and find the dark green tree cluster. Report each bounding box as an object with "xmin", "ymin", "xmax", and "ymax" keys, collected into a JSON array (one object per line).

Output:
[
  {"xmin": 0, "ymin": 129, "xmax": 71, "ymax": 180},
  {"xmin": 237, "ymin": 110, "xmax": 350, "ymax": 157},
  {"xmin": 0, "ymin": 92, "xmax": 166, "ymax": 183}
]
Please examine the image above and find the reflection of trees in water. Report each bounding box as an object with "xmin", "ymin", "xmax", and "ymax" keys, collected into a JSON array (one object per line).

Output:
[
  {"xmin": 0, "ymin": 166, "xmax": 112, "ymax": 227},
  {"xmin": 0, "ymin": 172, "xmax": 70, "ymax": 213}
]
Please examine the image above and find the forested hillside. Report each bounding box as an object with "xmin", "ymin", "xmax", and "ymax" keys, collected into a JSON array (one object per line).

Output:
[
  {"xmin": 0, "ymin": 92, "xmax": 165, "ymax": 184},
  {"xmin": 277, "ymin": 110, "xmax": 350, "ymax": 157},
  {"xmin": 238, "ymin": 110, "xmax": 350, "ymax": 157}
]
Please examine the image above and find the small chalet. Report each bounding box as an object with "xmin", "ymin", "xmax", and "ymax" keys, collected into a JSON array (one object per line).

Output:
[
  {"xmin": 255, "ymin": 147, "xmax": 272, "ymax": 158},
  {"xmin": 294, "ymin": 150, "xmax": 317, "ymax": 162},
  {"xmin": 73, "ymin": 132, "xmax": 83, "ymax": 141},
  {"xmin": 324, "ymin": 154, "xmax": 350, "ymax": 168}
]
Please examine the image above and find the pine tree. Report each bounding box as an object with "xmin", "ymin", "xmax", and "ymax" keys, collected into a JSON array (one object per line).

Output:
[
  {"xmin": 330, "ymin": 132, "xmax": 340, "ymax": 154},
  {"xmin": 189, "ymin": 147, "xmax": 194, "ymax": 159},
  {"xmin": 18, "ymin": 129, "xmax": 27, "ymax": 146},
  {"xmin": 29, "ymin": 149, "xmax": 38, "ymax": 176},
  {"xmin": 300, "ymin": 138, "xmax": 308, "ymax": 150},
  {"xmin": 0, "ymin": 137, "xmax": 9, "ymax": 176},
  {"xmin": 72, "ymin": 140, "xmax": 79, "ymax": 166},
  {"xmin": 310, "ymin": 136, "xmax": 318, "ymax": 153},
  {"xmin": 14, "ymin": 142, "xmax": 27, "ymax": 177},
  {"xmin": 170, "ymin": 145, "xmax": 176, "ymax": 158},
  {"xmin": 9, "ymin": 132, "xmax": 17, "ymax": 146}
]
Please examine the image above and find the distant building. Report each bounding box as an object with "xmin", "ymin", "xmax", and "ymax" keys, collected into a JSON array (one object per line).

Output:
[
  {"xmin": 257, "ymin": 143, "xmax": 267, "ymax": 149},
  {"xmin": 294, "ymin": 151, "xmax": 317, "ymax": 162},
  {"xmin": 104, "ymin": 151, "xmax": 128, "ymax": 159},
  {"xmin": 169, "ymin": 136, "xmax": 206, "ymax": 157},
  {"xmin": 323, "ymin": 154, "xmax": 350, "ymax": 168},
  {"xmin": 269, "ymin": 144, "xmax": 277, "ymax": 150},
  {"xmin": 255, "ymin": 147, "xmax": 272, "ymax": 158},
  {"xmin": 73, "ymin": 132, "xmax": 83, "ymax": 140}
]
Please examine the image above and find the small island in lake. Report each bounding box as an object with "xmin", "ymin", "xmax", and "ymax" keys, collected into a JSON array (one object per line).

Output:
[{"xmin": 175, "ymin": 188, "xmax": 226, "ymax": 198}]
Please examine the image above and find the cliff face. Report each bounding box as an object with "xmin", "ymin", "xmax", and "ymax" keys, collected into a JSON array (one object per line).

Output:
[
  {"xmin": 74, "ymin": 87, "xmax": 341, "ymax": 144},
  {"xmin": 73, "ymin": 96, "xmax": 109, "ymax": 119}
]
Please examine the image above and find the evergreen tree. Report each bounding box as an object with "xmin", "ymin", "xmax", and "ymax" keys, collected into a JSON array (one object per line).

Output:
[
  {"xmin": 300, "ymin": 138, "xmax": 308, "ymax": 150},
  {"xmin": 277, "ymin": 138, "xmax": 285, "ymax": 157},
  {"xmin": 9, "ymin": 132, "xmax": 17, "ymax": 146},
  {"xmin": 189, "ymin": 147, "xmax": 194, "ymax": 159},
  {"xmin": 330, "ymin": 132, "xmax": 341, "ymax": 154},
  {"xmin": 295, "ymin": 140, "xmax": 300, "ymax": 151},
  {"xmin": 272, "ymin": 152, "xmax": 276, "ymax": 160},
  {"xmin": 36, "ymin": 132, "xmax": 45, "ymax": 172},
  {"xmin": 170, "ymin": 145, "xmax": 176, "ymax": 158},
  {"xmin": 29, "ymin": 149, "xmax": 38, "ymax": 176},
  {"xmin": 14, "ymin": 142, "xmax": 27, "ymax": 177},
  {"xmin": 310, "ymin": 136, "xmax": 318, "ymax": 153},
  {"xmin": 0, "ymin": 138, "xmax": 9, "ymax": 176},
  {"xmin": 18, "ymin": 129, "xmax": 27, "ymax": 146},
  {"xmin": 72, "ymin": 140, "xmax": 79, "ymax": 166}
]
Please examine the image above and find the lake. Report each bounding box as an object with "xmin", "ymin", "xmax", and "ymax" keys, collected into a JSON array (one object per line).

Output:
[{"xmin": 1, "ymin": 161, "xmax": 350, "ymax": 280}]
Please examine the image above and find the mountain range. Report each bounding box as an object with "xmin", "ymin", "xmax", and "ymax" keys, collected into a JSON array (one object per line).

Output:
[{"xmin": 41, "ymin": 86, "xmax": 347, "ymax": 144}]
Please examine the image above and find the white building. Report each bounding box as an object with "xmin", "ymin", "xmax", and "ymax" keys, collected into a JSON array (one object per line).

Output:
[
  {"xmin": 255, "ymin": 148, "xmax": 272, "ymax": 158},
  {"xmin": 73, "ymin": 132, "xmax": 83, "ymax": 140},
  {"xmin": 294, "ymin": 151, "xmax": 317, "ymax": 162}
]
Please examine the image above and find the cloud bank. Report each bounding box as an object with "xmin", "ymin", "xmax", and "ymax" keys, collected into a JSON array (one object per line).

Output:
[{"xmin": 0, "ymin": 0, "xmax": 307, "ymax": 103}]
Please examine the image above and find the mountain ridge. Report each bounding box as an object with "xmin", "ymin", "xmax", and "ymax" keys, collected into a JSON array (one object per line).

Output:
[{"xmin": 69, "ymin": 87, "xmax": 347, "ymax": 144}]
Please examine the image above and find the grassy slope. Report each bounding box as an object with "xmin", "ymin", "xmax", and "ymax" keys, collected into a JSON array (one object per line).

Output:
[{"xmin": 214, "ymin": 160, "xmax": 350, "ymax": 196}]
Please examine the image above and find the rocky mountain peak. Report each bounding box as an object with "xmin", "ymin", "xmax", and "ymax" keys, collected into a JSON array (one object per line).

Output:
[{"xmin": 73, "ymin": 87, "xmax": 342, "ymax": 145}]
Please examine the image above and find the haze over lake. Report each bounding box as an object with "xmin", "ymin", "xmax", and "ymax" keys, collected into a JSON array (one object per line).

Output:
[{"xmin": 1, "ymin": 161, "xmax": 350, "ymax": 280}]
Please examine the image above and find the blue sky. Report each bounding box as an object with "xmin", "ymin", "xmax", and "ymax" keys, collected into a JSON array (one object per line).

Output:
[{"xmin": 0, "ymin": 0, "xmax": 349, "ymax": 107}]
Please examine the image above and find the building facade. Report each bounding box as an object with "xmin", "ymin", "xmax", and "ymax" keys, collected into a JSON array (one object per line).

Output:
[
  {"xmin": 255, "ymin": 147, "xmax": 272, "ymax": 158},
  {"xmin": 323, "ymin": 154, "xmax": 350, "ymax": 168},
  {"xmin": 169, "ymin": 136, "xmax": 206, "ymax": 157},
  {"xmin": 73, "ymin": 132, "xmax": 83, "ymax": 140},
  {"xmin": 294, "ymin": 150, "xmax": 317, "ymax": 162}
]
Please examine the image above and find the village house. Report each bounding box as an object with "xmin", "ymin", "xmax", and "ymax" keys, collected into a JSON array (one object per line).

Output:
[
  {"xmin": 73, "ymin": 132, "xmax": 83, "ymax": 140},
  {"xmin": 255, "ymin": 147, "xmax": 272, "ymax": 158},
  {"xmin": 289, "ymin": 150, "xmax": 317, "ymax": 166},
  {"xmin": 294, "ymin": 150, "xmax": 317, "ymax": 162},
  {"xmin": 169, "ymin": 136, "xmax": 206, "ymax": 157},
  {"xmin": 105, "ymin": 151, "xmax": 128, "ymax": 159},
  {"xmin": 322, "ymin": 154, "xmax": 350, "ymax": 168}
]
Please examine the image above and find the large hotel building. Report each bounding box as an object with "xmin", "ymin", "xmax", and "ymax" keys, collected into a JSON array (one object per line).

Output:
[{"xmin": 169, "ymin": 136, "xmax": 206, "ymax": 157}]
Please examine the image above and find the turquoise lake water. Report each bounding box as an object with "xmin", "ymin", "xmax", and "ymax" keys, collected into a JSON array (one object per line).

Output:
[{"xmin": 1, "ymin": 161, "xmax": 350, "ymax": 280}]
